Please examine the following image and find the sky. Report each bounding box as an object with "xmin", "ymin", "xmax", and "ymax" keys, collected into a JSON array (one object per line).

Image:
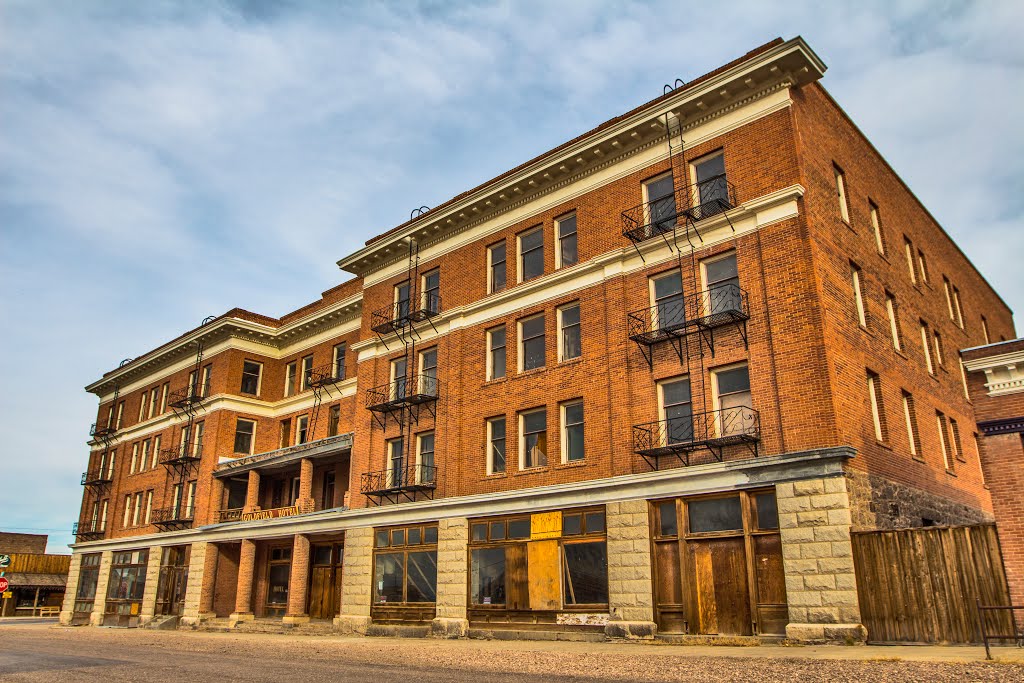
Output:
[{"xmin": 1, "ymin": 0, "xmax": 1022, "ymax": 553}]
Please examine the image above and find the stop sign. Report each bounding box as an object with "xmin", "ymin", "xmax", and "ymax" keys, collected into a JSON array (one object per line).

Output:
[{"xmin": 0, "ymin": 577, "xmax": 8, "ymax": 593}]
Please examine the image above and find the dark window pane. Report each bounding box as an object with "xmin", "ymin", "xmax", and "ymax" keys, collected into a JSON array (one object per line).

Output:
[
  {"xmin": 408, "ymin": 528, "xmax": 421, "ymax": 545},
  {"xmin": 406, "ymin": 551, "xmax": 437, "ymax": 603},
  {"xmin": 472, "ymin": 523, "xmax": 487, "ymax": 542},
  {"xmin": 756, "ymin": 492, "xmax": 779, "ymax": 530},
  {"xmin": 662, "ymin": 379, "xmax": 691, "ymax": 406},
  {"xmin": 267, "ymin": 564, "xmax": 289, "ymax": 605},
  {"xmin": 658, "ymin": 501, "xmax": 678, "ymax": 537},
  {"xmin": 563, "ymin": 541, "xmax": 608, "ymax": 605},
  {"xmin": 524, "ymin": 410, "xmax": 546, "ymax": 433},
  {"xmin": 521, "ymin": 316, "xmax": 544, "ymax": 338},
  {"xmin": 563, "ymin": 514, "xmax": 582, "ymax": 536},
  {"xmin": 392, "ymin": 529, "xmax": 406, "ymax": 547},
  {"xmin": 489, "ymin": 521, "xmax": 506, "ymax": 541},
  {"xmin": 521, "ymin": 228, "xmax": 543, "ymax": 251},
  {"xmin": 716, "ymin": 366, "xmax": 750, "ymax": 395},
  {"xmin": 313, "ymin": 546, "xmax": 332, "ymax": 566},
  {"xmin": 375, "ymin": 530, "xmax": 389, "ymax": 548},
  {"xmin": 508, "ymin": 519, "xmax": 530, "ymax": 539},
  {"xmin": 423, "ymin": 526, "xmax": 438, "ymax": 544},
  {"xmin": 523, "ymin": 338, "xmax": 545, "ymax": 370},
  {"xmin": 584, "ymin": 511, "xmax": 605, "ymax": 534},
  {"xmin": 705, "ymin": 254, "xmax": 737, "ymax": 284},
  {"xmin": 373, "ymin": 553, "xmax": 404, "ymax": 603},
  {"xmin": 471, "ymin": 547, "xmax": 506, "ymax": 606},
  {"xmin": 688, "ymin": 496, "xmax": 743, "ymax": 533}
]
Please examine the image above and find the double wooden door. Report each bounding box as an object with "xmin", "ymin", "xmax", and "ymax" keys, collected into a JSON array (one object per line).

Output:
[
  {"xmin": 155, "ymin": 545, "xmax": 190, "ymax": 617},
  {"xmin": 308, "ymin": 543, "xmax": 344, "ymax": 620}
]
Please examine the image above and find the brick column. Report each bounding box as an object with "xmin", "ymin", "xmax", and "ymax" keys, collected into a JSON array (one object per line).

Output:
[
  {"xmin": 181, "ymin": 542, "xmax": 211, "ymax": 625},
  {"xmin": 283, "ymin": 534, "xmax": 311, "ymax": 624},
  {"xmin": 334, "ymin": 526, "xmax": 373, "ymax": 634},
  {"xmin": 431, "ymin": 517, "xmax": 469, "ymax": 638},
  {"xmin": 777, "ymin": 476, "xmax": 866, "ymax": 643},
  {"xmin": 243, "ymin": 470, "xmax": 261, "ymax": 513},
  {"xmin": 333, "ymin": 460, "xmax": 347, "ymax": 508},
  {"xmin": 139, "ymin": 546, "xmax": 163, "ymax": 625},
  {"xmin": 197, "ymin": 542, "xmax": 219, "ymax": 619},
  {"xmin": 230, "ymin": 539, "xmax": 256, "ymax": 623},
  {"xmin": 59, "ymin": 552, "xmax": 84, "ymax": 625},
  {"xmin": 89, "ymin": 550, "xmax": 113, "ymax": 626},
  {"xmin": 979, "ymin": 432, "xmax": 1024, "ymax": 627},
  {"xmin": 604, "ymin": 499, "xmax": 657, "ymax": 639},
  {"xmin": 296, "ymin": 458, "xmax": 314, "ymax": 514}
]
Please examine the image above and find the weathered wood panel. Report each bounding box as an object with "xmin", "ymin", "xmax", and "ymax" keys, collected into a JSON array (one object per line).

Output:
[
  {"xmin": 852, "ymin": 524, "xmax": 1013, "ymax": 643},
  {"xmin": 8, "ymin": 554, "xmax": 71, "ymax": 574}
]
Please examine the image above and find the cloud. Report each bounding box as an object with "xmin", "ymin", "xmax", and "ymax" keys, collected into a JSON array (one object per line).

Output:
[{"xmin": 0, "ymin": 0, "xmax": 1021, "ymax": 552}]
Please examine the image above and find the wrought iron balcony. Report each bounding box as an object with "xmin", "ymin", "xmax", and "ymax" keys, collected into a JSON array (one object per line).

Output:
[
  {"xmin": 151, "ymin": 506, "xmax": 195, "ymax": 531},
  {"xmin": 81, "ymin": 469, "xmax": 113, "ymax": 487},
  {"xmin": 159, "ymin": 440, "xmax": 203, "ymax": 468},
  {"xmin": 72, "ymin": 522, "xmax": 104, "ymax": 541},
  {"xmin": 361, "ymin": 463, "xmax": 437, "ymax": 503},
  {"xmin": 307, "ymin": 362, "xmax": 347, "ymax": 389},
  {"xmin": 627, "ymin": 284, "xmax": 750, "ymax": 345},
  {"xmin": 167, "ymin": 382, "xmax": 208, "ymax": 409},
  {"xmin": 370, "ymin": 293, "xmax": 442, "ymax": 336},
  {"xmin": 89, "ymin": 422, "xmax": 116, "ymax": 440},
  {"xmin": 365, "ymin": 374, "xmax": 440, "ymax": 413},
  {"xmin": 621, "ymin": 176, "xmax": 737, "ymax": 244},
  {"xmin": 632, "ymin": 406, "xmax": 760, "ymax": 468}
]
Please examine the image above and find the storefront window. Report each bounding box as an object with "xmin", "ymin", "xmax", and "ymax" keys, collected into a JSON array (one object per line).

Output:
[
  {"xmin": 106, "ymin": 550, "xmax": 149, "ymax": 619},
  {"xmin": 74, "ymin": 553, "xmax": 101, "ymax": 614},
  {"xmin": 371, "ymin": 523, "xmax": 439, "ymax": 607}
]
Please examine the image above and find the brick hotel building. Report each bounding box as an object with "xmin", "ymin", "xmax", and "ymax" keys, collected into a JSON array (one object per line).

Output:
[{"xmin": 62, "ymin": 37, "xmax": 1019, "ymax": 642}]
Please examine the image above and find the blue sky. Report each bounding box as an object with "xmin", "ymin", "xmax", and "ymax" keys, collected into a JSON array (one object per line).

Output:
[{"xmin": 1, "ymin": 1, "xmax": 1021, "ymax": 553}]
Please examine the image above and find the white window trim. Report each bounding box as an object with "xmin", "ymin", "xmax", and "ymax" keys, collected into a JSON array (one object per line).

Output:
[
  {"xmin": 420, "ymin": 269, "xmax": 440, "ymax": 310},
  {"xmin": 556, "ymin": 302, "xmax": 581, "ymax": 363},
  {"xmin": 689, "ymin": 150, "xmax": 725, "ymax": 187},
  {"xmin": 867, "ymin": 373, "xmax": 884, "ymax": 442},
  {"xmin": 554, "ymin": 212, "xmax": 577, "ymax": 270},
  {"xmin": 933, "ymin": 331, "xmax": 944, "ymax": 367},
  {"xmin": 295, "ymin": 414, "xmax": 309, "ymax": 446},
  {"xmin": 921, "ymin": 322, "xmax": 934, "ymax": 374},
  {"xmin": 385, "ymin": 437, "xmax": 404, "ymax": 481},
  {"xmin": 100, "ymin": 500, "xmax": 108, "ymax": 532},
  {"xmin": 851, "ymin": 264, "xmax": 867, "ymax": 328},
  {"xmin": 643, "ymin": 171, "xmax": 674, "ymax": 207},
  {"xmin": 834, "ymin": 165, "xmax": 850, "ymax": 224},
  {"xmin": 869, "ymin": 202, "xmax": 885, "ymax": 255},
  {"xmin": 300, "ymin": 355, "xmax": 314, "ymax": 391},
  {"xmin": 415, "ymin": 431, "xmax": 434, "ymax": 483},
  {"xmin": 138, "ymin": 393, "xmax": 147, "ymax": 422},
  {"xmin": 952, "ymin": 287, "xmax": 965, "ymax": 329},
  {"xmin": 711, "ymin": 362, "xmax": 752, "ymax": 438},
  {"xmin": 151, "ymin": 435, "xmax": 161, "ymax": 469},
  {"xmin": 284, "ymin": 362, "xmax": 297, "ymax": 398},
  {"xmin": 517, "ymin": 226, "xmax": 544, "ymax": 284},
  {"xmin": 943, "ymin": 277, "xmax": 955, "ymax": 322},
  {"xmin": 649, "ymin": 269, "xmax": 683, "ymax": 312},
  {"xmin": 560, "ymin": 400, "xmax": 584, "ymax": 464},
  {"xmin": 517, "ymin": 313, "xmax": 545, "ymax": 373},
  {"xmin": 418, "ymin": 347, "xmax": 438, "ymax": 392},
  {"xmin": 936, "ymin": 413, "xmax": 951, "ymax": 470},
  {"xmin": 518, "ymin": 408, "xmax": 547, "ymax": 470},
  {"xmin": 122, "ymin": 495, "xmax": 131, "ymax": 529},
  {"xmin": 149, "ymin": 388, "xmax": 159, "ymax": 420},
  {"xmin": 130, "ymin": 443, "xmax": 139, "ymax": 475},
  {"xmin": 487, "ymin": 241, "xmax": 506, "ymax": 294},
  {"xmin": 333, "ymin": 344, "xmax": 346, "ymax": 378},
  {"xmin": 486, "ymin": 325, "xmax": 506, "ymax": 381},
  {"xmin": 885, "ymin": 293, "xmax": 902, "ymax": 352},
  {"xmin": 905, "ymin": 239, "xmax": 917, "ymax": 285},
  {"xmin": 486, "ymin": 417, "xmax": 506, "ymax": 476},
  {"xmin": 242, "ymin": 360, "xmax": 264, "ymax": 396},
  {"xmin": 236, "ymin": 418, "xmax": 257, "ymax": 455},
  {"xmin": 144, "ymin": 491, "xmax": 152, "ymax": 525},
  {"xmin": 160, "ymin": 383, "xmax": 169, "ymax": 413},
  {"xmin": 699, "ymin": 250, "xmax": 737, "ymax": 292},
  {"xmin": 902, "ymin": 393, "xmax": 918, "ymax": 457},
  {"xmin": 981, "ymin": 316, "xmax": 991, "ymax": 345}
]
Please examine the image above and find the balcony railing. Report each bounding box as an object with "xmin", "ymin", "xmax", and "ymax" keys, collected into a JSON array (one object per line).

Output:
[
  {"xmin": 307, "ymin": 363, "xmax": 347, "ymax": 389},
  {"xmin": 632, "ymin": 406, "xmax": 760, "ymax": 468},
  {"xmin": 217, "ymin": 508, "xmax": 243, "ymax": 523},
  {"xmin": 81, "ymin": 469, "xmax": 113, "ymax": 487},
  {"xmin": 89, "ymin": 422, "xmax": 116, "ymax": 440},
  {"xmin": 365, "ymin": 374, "xmax": 440, "ymax": 413},
  {"xmin": 627, "ymin": 283, "xmax": 750, "ymax": 346},
  {"xmin": 361, "ymin": 463, "xmax": 437, "ymax": 500},
  {"xmin": 621, "ymin": 176, "xmax": 737, "ymax": 244},
  {"xmin": 167, "ymin": 382, "xmax": 209, "ymax": 409},
  {"xmin": 237, "ymin": 505, "xmax": 300, "ymax": 522},
  {"xmin": 151, "ymin": 506, "xmax": 195, "ymax": 531},
  {"xmin": 159, "ymin": 440, "xmax": 204, "ymax": 468},
  {"xmin": 370, "ymin": 293, "xmax": 442, "ymax": 336},
  {"xmin": 72, "ymin": 521, "xmax": 104, "ymax": 541}
]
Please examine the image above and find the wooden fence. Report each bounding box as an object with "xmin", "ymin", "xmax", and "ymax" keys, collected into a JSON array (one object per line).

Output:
[{"xmin": 851, "ymin": 524, "xmax": 1013, "ymax": 643}]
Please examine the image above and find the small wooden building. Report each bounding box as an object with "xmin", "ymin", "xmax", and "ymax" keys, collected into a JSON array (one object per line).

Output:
[{"xmin": 0, "ymin": 533, "xmax": 70, "ymax": 617}]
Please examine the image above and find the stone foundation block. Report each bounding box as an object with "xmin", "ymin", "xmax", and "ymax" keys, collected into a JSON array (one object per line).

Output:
[
  {"xmin": 89, "ymin": 613, "xmax": 105, "ymax": 627},
  {"xmin": 604, "ymin": 620, "xmax": 657, "ymax": 640},
  {"xmin": 430, "ymin": 617, "xmax": 469, "ymax": 639},
  {"xmin": 786, "ymin": 622, "xmax": 866, "ymax": 644},
  {"xmin": 229, "ymin": 612, "xmax": 254, "ymax": 626},
  {"xmin": 282, "ymin": 615, "xmax": 310, "ymax": 625},
  {"xmin": 333, "ymin": 615, "xmax": 373, "ymax": 635},
  {"xmin": 59, "ymin": 611, "xmax": 74, "ymax": 626}
]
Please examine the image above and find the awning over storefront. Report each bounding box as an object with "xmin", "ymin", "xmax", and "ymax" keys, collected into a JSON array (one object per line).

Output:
[{"xmin": 3, "ymin": 572, "xmax": 67, "ymax": 589}]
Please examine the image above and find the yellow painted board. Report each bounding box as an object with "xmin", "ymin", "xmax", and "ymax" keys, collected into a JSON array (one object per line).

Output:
[
  {"xmin": 527, "ymin": 539, "xmax": 561, "ymax": 610},
  {"xmin": 531, "ymin": 511, "xmax": 561, "ymax": 540}
]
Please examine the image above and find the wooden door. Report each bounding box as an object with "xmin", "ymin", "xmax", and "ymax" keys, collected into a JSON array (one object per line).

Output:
[
  {"xmin": 687, "ymin": 538, "xmax": 751, "ymax": 635},
  {"xmin": 308, "ymin": 544, "xmax": 343, "ymax": 620},
  {"xmin": 752, "ymin": 534, "xmax": 788, "ymax": 635}
]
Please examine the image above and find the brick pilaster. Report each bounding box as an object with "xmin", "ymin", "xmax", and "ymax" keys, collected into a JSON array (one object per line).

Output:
[
  {"xmin": 284, "ymin": 534, "xmax": 311, "ymax": 623},
  {"xmin": 89, "ymin": 550, "xmax": 113, "ymax": 626},
  {"xmin": 231, "ymin": 539, "xmax": 256, "ymax": 621},
  {"xmin": 243, "ymin": 470, "xmax": 261, "ymax": 513},
  {"xmin": 197, "ymin": 542, "xmax": 219, "ymax": 617}
]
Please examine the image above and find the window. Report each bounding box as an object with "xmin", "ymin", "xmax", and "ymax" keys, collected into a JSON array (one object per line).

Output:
[
  {"xmin": 933, "ymin": 330, "xmax": 945, "ymax": 367},
  {"xmin": 296, "ymin": 415, "xmax": 309, "ymax": 445},
  {"xmin": 106, "ymin": 550, "xmax": 149, "ymax": 612},
  {"xmin": 279, "ymin": 418, "xmax": 292, "ymax": 449},
  {"xmin": 869, "ymin": 201, "xmax": 885, "ymax": 255},
  {"xmin": 418, "ymin": 347, "xmax": 438, "ymax": 396},
  {"xmin": 915, "ymin": 249, "xmax": 929, "ymax": 285},
  {"xmin": 387, "ymin": 437, "xmax": 405, "ymax": 486},
  {"xmin": 115, "ymin": 401, "xmax": 125, "ymax": 429},
  {"xmin": 692, "ymin": 152, "xmax": 729, "ymax": 216},
  {"xmin": 936, "ymin": 411, "xmax": 952, "ymax": 471},
  {"xmin": 555, "ymin": 213, "xmax": 578, "ymax": 268},
  {"xmin": 284, "ymin": 362, "xmax": 297, "ymax": 397},
  {"xmin": 199, "ymin": 364, "xmax": 211, "ymax": 397},
  {"xmin": 138, "ymin": 392, "xmax": 147, "ymax": 422},
  {"xmin": 952, "ymin": 287, "xmax": 965, "ymax": 329},
  {"xmin": 519, "ymin": 314, "xmax": 546, "ymax": 371},
  {"xmin": 520, "ymin": 409, "xmax": 547, "ymax": 469},
  {"xmin": 518, "ymin": 226, "xmax": 544, "ymax": 282},
  {"xmin": 487, "ymin": 325, "xmax": 506, "ymax": 380},
  {"xmin": 421, "ymin": 269, "xmax": 441, "ymax": 315},
  {"xmin": 702, "ymin": 252, "xmax": 741, "ymax": 315},
  {"xmin": 834, "ymin": 164, "xmax": 850, "ymax": 224},
  {"xmin": 74, "ymin": 553, "xmax": 102, "ymax": 614},
  {"xmin": 122, "ymin": 495, "xmax": 131, "ymax": 528},
  {"xmin": 372, "ymin": 523, "xmax": 438, "ymax": 607},
  {"xmin": 644, "ymin": 173, "xmax": 677, "ymax": 234},
  {"xmin": 130, "ymin": 443, "xmax": 139, "ymax": 474},
  {"xmin": 558, "ymin": 303, "xmax": 581, "ymax": 361},
  {"xmin": 885, "ymin": 291, "xmax": 902, "ymax": 352},
  {"xmin": 904, "ymin": 237, "xmax": 918, "ymax": 285},
  {"xmin": 240, "ymin": 361, "xmax": 262, "ymax": 395},
  {"xmin": 417, "ymin": 432, "xmax": 435, "ymax": 481},
  {"xmin": 714, "ymin": 365, "xmax": 752, "ymax": 437},
  {"xmin": 106, "ymin": 450, "xmax": 116, "ymax": 478},
  {"xmin": 981, "ymin": 316, "xmax": 991, "ymax": 344},
  {"xmin": 300, "ymin": 355, "xmax": 314, "ymax": 391},
  {"xmin": 234, "ymin": 418, "xmax": 255, "ymax": 455},
  {"xmin": 866, "ymin": 370, "xmax": 888, "ymax": 443},
  {"xmin": 160, "ymin": 383, "xmax": 169, "ymax": 413},
  {"xmin": 561, "ymin": 401, "xmax": 584, "ymax": 463},
  {"xmin": 328, "ymin": 404, "xmax": 341, "ymax": 437},
  {"xmin": 943, "ymin": 276, "xmax": 955, "ymax": 322},
  {"xmin": 132, "ymin": 493, "xmax": 142, "ymax": 527},
  {"xmin": 141, "ymin": 440, "xmax": 151, "ymax": 470},
  {"xmin": 851, "ymin": 261, "xmax": 867, "ymax": 328},
  {"xmin": 333, "ymin": 343, "xmax": 347, "ymax": 381},
  {"xmin": 149, "ymin": 387, "xmax": 159, "ymax": 419},
  {"xmin": 487, "ymin": 416, "xmax": 506, "ymax": 475},
  {"xmin": 949, "ymin": 417, "xmax": 964, "ymax": 462},
  {"xmin": 151, "ymin": 435, "xmax": 161, "ymax": 469},
  {"xmin": 488, "ymin": 241, "xmax": 507, "ymax": 293},
  {"xmin": 144, "ymin": 491, "xmax": 152, "ymax": 525},
  {"xmin": 920, "ymin": 321, "xmax": 934, "ymax": 374},
  {"xmin": 650, "ymin": 270, "xmax": 685, "ymax": 331},
  {"xmin": 902, "ymin": 391, "xmax": 920, "ymax": 457},
  {"xmin": 391, "ymin": 357, "xmax": 408, "ymax": 401},
  {"xmin": 661, "ymin": 377, "xmax": 693, "ymax": 445}
]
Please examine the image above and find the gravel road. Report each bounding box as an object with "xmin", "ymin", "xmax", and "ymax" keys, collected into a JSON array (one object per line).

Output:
[{"xmin": 1, "ymin": 623, "xmax": 1022, "ymax": 682}]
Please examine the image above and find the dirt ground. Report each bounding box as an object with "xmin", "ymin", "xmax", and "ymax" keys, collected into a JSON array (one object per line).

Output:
[{"xmin": 1, "ymin": 621, "xmax": 1023, "ymax": 682}]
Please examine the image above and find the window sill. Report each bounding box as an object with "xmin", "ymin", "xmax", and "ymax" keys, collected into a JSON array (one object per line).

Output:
[
  {"xmin": 557, "ymin": 356, "xmax": 584, "ymax": 368},
  {"xmin": 876, "ymin": 252, "xmax": 890, "ymax": 264},
  {"xmin": 893, "ymin": 349, "xmax": 909, "ymax": 360},
  {"xmin": 875, "ymin": 440, "xmax": 892, "ymax": 451},
  {"xmin": 912, "ymin": 455, "xmax": 927, "ymax": 464},
  {"xmin": 945, "ymin": 469, "xmax": 958, "ymax": 478},
  {"xmin": 555, "ymin": 459, "xmax": 587, "ymax": 470},
  {"xmin": 515, "ymin": 366, "xmax": 548, "ymax": 379},
  {"xmin": 482, "ymin": 376, "xmax": 508, "ymax": 386},
  {"xmin": 513, "ymin": 466, "xmax": 550, "ymax": 477}
]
